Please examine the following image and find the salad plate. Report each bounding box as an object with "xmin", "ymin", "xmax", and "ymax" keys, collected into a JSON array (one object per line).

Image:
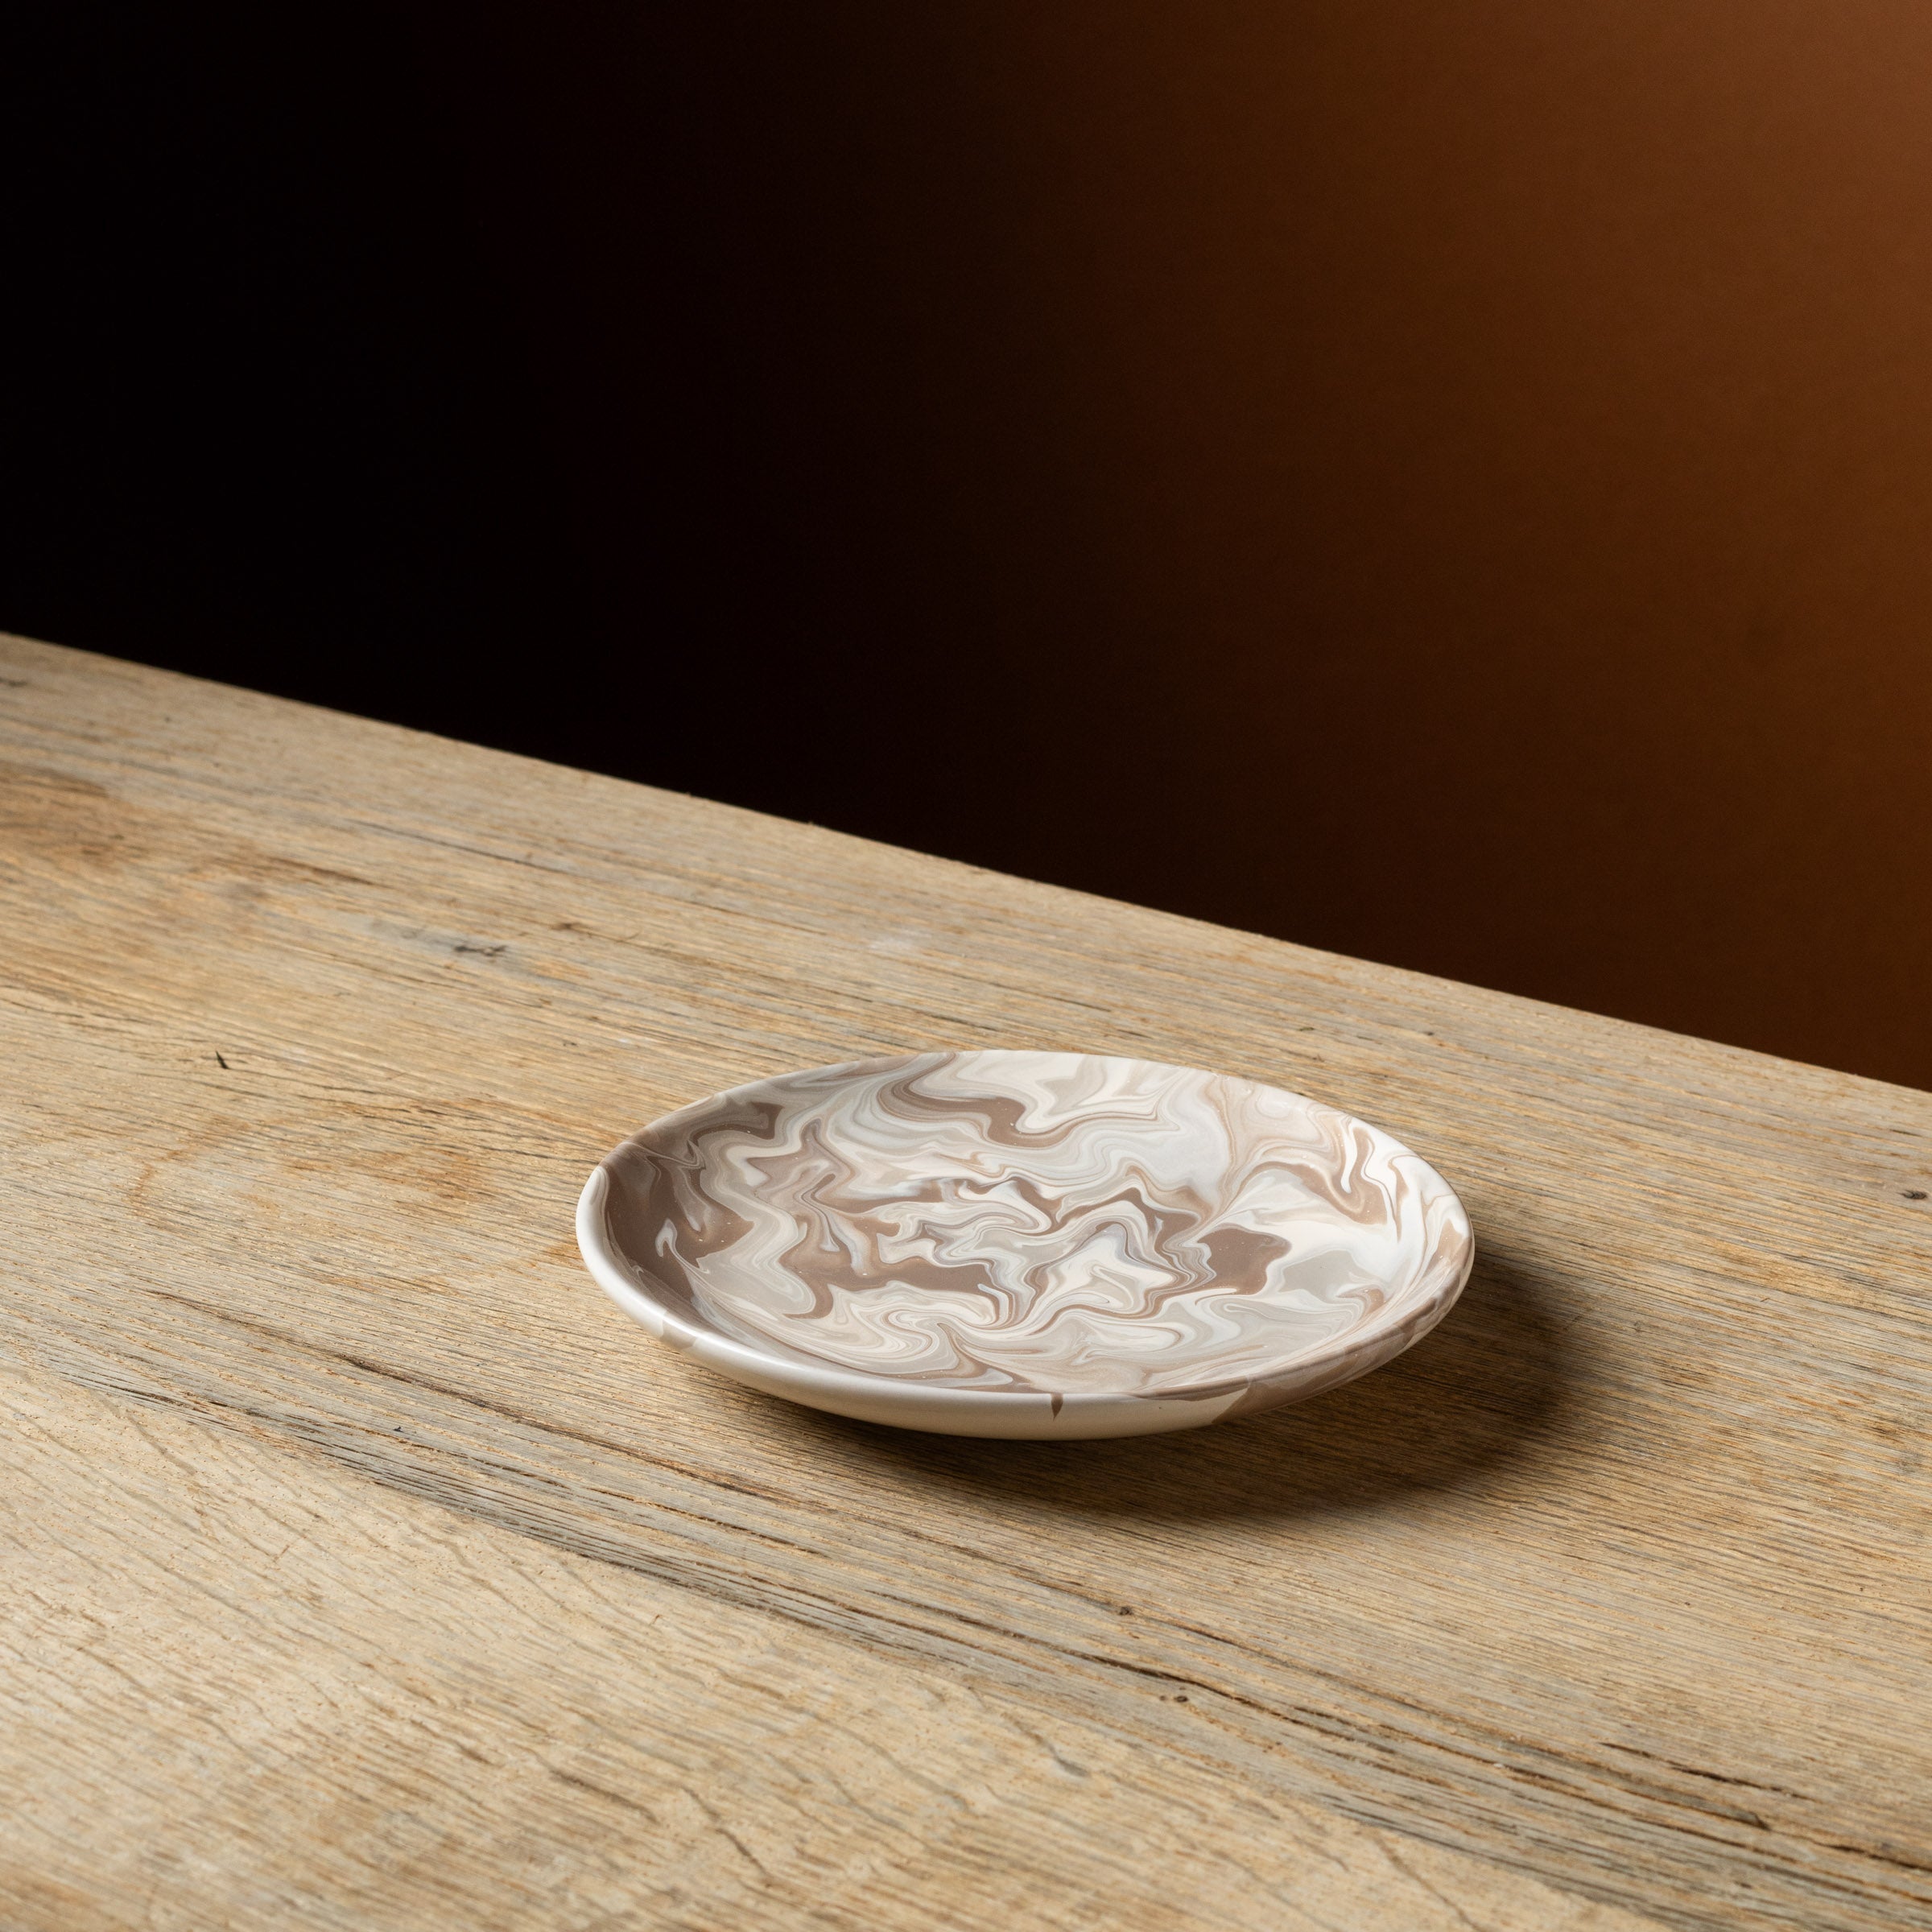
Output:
[{"xmin": 576, "ymin": 1050, "xmax": 1473, "ymax": 1439}]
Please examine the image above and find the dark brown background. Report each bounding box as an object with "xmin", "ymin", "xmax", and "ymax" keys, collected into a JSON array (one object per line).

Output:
[{"xmin": 5, "ymin": 2, "xmax": 1930, "ymax": 1088}]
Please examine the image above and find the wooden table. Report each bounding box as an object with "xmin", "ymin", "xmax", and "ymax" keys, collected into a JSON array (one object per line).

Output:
[{"xmin": 3, "ymin": 635, "xmax": 1928, "ymax": 1932}]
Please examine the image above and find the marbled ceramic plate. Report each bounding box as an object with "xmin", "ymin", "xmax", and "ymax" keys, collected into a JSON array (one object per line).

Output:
[{"xmin": 576, "ymin": 1051, "xmax": 1474, "ymax": 1440}]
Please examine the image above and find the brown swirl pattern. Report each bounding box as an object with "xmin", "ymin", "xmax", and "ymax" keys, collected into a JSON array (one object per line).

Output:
[{"xmin": 598, "ymin": 1051, "xmax": 1472, "ymax": 1403}]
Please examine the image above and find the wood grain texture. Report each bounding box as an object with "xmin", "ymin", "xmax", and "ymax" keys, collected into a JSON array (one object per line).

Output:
[{"xmin": 1, "ymin": 634, "xmax": 1927, "ymax": 1932}]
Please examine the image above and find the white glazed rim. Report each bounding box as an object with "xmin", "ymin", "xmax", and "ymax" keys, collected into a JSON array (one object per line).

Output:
[{"xmin": 574, "ymin": 1053, "xmax": 1476, "ymax": 1421}]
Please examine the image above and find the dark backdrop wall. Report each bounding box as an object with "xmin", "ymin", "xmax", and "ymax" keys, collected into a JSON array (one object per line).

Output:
[{"xmin": 5, "ymin": 2, "xmax": 1930, "ymax": 1090}]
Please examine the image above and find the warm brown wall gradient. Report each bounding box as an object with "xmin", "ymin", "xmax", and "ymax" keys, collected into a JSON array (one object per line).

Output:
[{"xmin": 412, "ymin": 2, "xmax": 1932, "ymax": 1090}]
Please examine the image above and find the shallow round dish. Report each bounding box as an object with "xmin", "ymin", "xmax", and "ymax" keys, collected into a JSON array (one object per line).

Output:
[{"xmin": 576, "ymin": 1050, "xmax": 1474, "ymax": 1440}]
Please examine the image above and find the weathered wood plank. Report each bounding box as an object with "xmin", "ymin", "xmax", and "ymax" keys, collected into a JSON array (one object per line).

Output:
[{"xmin": 2, "ymin": 634, "xmax": 1928, "ymax": 1930}]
